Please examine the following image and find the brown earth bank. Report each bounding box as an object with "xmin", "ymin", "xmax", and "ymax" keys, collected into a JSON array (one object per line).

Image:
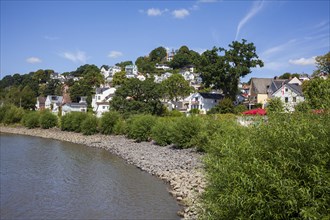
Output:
[{"xmin": 0, "ymin": 125, "xmax": 206, "ymax": 219}]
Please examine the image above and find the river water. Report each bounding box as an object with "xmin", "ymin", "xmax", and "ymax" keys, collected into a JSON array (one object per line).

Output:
[{"xmin": 0, "ymin": 133, "xmax": 180, "ymax": 219}]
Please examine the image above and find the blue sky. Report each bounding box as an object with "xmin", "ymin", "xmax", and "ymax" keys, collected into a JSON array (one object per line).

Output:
[{"xmin": 1, "ymin": 0, "xmax": 329, "ymax": 82}]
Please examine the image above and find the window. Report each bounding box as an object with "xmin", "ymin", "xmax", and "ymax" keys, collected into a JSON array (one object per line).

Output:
[
  {"xmin": 285, "ymin": 97, "xmax": 289, "ymax": 103},
  {"xmin": 102, "ymin": 106, "xmax": 106, "ymax": 109},
  {"xmin": 285, "ymin": 88, "xmax": 288, "ymax": 92},
  {"xmin": 293, "ymin": 97, "xmax": 296, "ymax": 102},
  {"xmin": 98, "ymin": 96, "xmax": 101, "ymax": 100},
  {"xmin": 214, "ymin": 99, "xmax": 217, "ymax": 103}
]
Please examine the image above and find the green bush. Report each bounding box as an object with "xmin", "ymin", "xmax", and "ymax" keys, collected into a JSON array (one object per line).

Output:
[
  {"xmin": 22, "ymin": 111, "xmax": 40, "ymax": 129},
  {"xmin": 295, "ymin": 101, "xmax": 311, "ymax": 113},
  {"xmin": 100, "ymin": 111, "xmax": 121, "ymax": 135},
  {"xmin": 194, "ymin": 115, "xmax": 240, "ymax": 152},
  {"xmin": 71, "ymin": 112, "xmax": 88, "ymax": 132},
  {"xmin": 202, "ymin": 113, "xmax": 330, "ymax": 219},
  {"xmin": 60, "ymin": 112, "xmax": 88, "ymax": 132},
  {"xmin": 126, "ymin": 114, "xmax": 156, "ymax": 142},
  {"xmin": 113, "ymin": 118, "xmax": 128, "ymax": 135},
  {"xmin": 234, "ymin": 104, "xmax": 248, "ymax": 114},
  {"xmin": 151, "ymin": 117, "xmax": 176, "ymax": 146},
  {"xmin": 60, "ymin": 113, "xmax": 72, "ymax": 131},
  {"xmin": 208, "ymin": 98, "xmax": 235, "ymax": 114},
  {"xmin": 172, "ymin": 116, "xmax": 203, "ymax": 149},
  {"xmin": 0, "ymin": 105, "xmax": 13, "ymax": 123},
  {"xmin": 39, "ymin": 110, "xmax": 58, "ymax": 129},
  {"xmin": 81, "ymin": 114, "xmax": 99, "ymax": 135},
  {"xmin": 2, "ymin": 105, "xmax": 25, "ymax": 125},
  {"xmin": 165, "ymin": 109, "xmax": 184, "ymax": 117}
]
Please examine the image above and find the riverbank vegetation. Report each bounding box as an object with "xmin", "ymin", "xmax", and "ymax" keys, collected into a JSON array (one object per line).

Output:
[{"xmin": 0, "ymin": 105, "xmax": 329, "ymax": 219}]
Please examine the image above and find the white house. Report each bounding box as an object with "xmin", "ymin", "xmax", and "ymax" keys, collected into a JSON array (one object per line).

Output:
[
  {"xmin": 186, "ymin": 92, "xmax": 224, "ymax": 114},
  {"xmin": 154, "ymin": 72, "xmax": 172, "ymax": 83},
  {"xmin": 125, "ymin": 65, "xmax": 138, "ymax": 78},
  {"xmin": 62, "ymin": 97, "xmax": 87, "ymax": 115},
  {"xmin": 45, "ymin": 95, "xmax": 63, "ymax": 113},
  {"xmin": 155, "ymin": 63, "xmax": 172, "ymax": 71},
  {"xmin": 91, "ymin": 87, "xmax": 117, "ymax": 117},
  {"xmin": 270, "ymin": 83, "xmax": 304, "ymax": 112},
  {"xmin": 100, "ymin": 66, "xmax": 122, "ymax": 81}
]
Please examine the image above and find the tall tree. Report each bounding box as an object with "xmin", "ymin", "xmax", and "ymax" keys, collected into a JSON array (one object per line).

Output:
[
  {"xmin": 170, "ymin": 46, "xmax": 200, "ymax": 69},
  {"xmin": 135, "ymin": 56, "xmax": 156, "ymax": 73},
  {"xmin": 111, "ymin": 78, "xmax": 165, "ymax": 115},
  {"xmin": 112, "ymin": 71, "xmax": 127, "ymax": 86},
  {"xmin": 161, "ymin": 73, "xmax": 193, "ymax": 103},
  {"xmin": 200, "ymin": 39, "xmax": 263, "ymax": 99},
  {"xmin": 313, "ymin": 52, "xmax": 330, "ymax": 76},
  {"xmin": 302, "ymin": 77, "xmax": 330, "ymax": 109},
  {"xmin": 20, "ymin": 85, "xmax": 37, "ymax": 110},
  {"xmin": 149, "ymin": 46, "xmax": 167, "ymax": 63}
]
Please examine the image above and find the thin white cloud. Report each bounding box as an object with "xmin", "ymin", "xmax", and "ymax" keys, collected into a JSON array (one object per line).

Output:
[
  {"xmin": 60, "ymin": 50, "xmax": 88, "ymax": 63},
  {"xmin": 108, "ymin": 51, "xmax": 123, "ymax": 59},
  {"xmin": 235, "ymin": 1, "xmax": 264, "ymax": 40},
  {"xmin": 262, "ymin": 39, "xmax": 297, "ymax": 56},
  {"xmin": 26, "ymin": 57, "xmax": 42, "ymax": 64},
  {"xmin": 147, "ymin": 8, "xmax": 162, "ymax": 16},
  {"xmin": 172, "ymin": 9, "xmax": 190, "ymax": 19},
  {"xmin": 145, "ymin": 8, "xmax": 168, "ymax": 16},
  {"xmin": 289, "ymin": 57, "xmax": 316, "ymax": 66}
]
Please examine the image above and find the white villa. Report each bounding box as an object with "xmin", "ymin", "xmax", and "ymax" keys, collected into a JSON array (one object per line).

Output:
[
  {"xmin": 91, "ymin": 87, "xmax": 117, "ymax": 117},
  {"xmin": 125, "ymin": 65, "xmax": 138, "ymax": 78},
  {"xmin": 62, "ymin": 97, "xmax": 87, "ymax": 115},
  {"xmin": 100, "ymin": 66, "xmax": 122, "ymax": 81}
]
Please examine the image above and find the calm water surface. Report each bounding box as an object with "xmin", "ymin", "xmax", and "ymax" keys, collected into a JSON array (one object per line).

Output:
[{"xmin": 0, "ymin": 133, "xmax": 180, "ymax": 219}]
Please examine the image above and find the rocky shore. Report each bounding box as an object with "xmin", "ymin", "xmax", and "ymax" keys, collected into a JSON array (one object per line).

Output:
[{"xmin": 0, "ymin": 126, "xmax": 206, "ymax": 219}]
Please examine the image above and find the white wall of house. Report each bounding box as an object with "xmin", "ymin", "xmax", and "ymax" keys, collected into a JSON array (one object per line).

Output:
[
  {"xmin": 92, "ymin": 87, "xmax": 116, "ymax": 117},
  {"xmin": 186, "ymin": 93, "xmax": 221, "ymax": 114},
  {"xmin": 62, "ymin": 104, "xmax": 87, "ymax": 116},
  {"xmin": 271, "ymin": 85, "xmax": 304, "ymax": 112},
  {"xmin": 45, "ymin": 95, "xmax": 63, "ymax": 113}
]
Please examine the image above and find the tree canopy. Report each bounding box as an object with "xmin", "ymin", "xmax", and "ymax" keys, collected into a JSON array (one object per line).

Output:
[
  {"xmin": 200, "ymin": 39, "xmax": 263, "ymax": 99},
  {"xmin": 161, "ymin": 73, "xmax": 193, "ymax": 102},
  {"xmin": 111, "ymin": 78, "xmax": 165, "ymax": 116},
  {"xmin": 313, "ymin": 52, "xmax": 330, "ymax": 76}
]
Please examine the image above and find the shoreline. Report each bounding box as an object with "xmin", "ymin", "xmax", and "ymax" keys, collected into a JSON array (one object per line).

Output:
[{"xmin": 0, "ymin": 125, "xmax": 206, "ymax": 219}]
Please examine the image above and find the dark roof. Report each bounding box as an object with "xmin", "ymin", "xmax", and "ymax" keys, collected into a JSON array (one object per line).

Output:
[
  {"xmin": 287, "ymin": 84, "xmax": 303, "ymax": 95},
  {"xmin": 251, "ymin": 78, "xmax": 272, "ymax": 94},
  {"xmin": 199, "ymin": 92, "xmax": 224, "ymax": 99}
]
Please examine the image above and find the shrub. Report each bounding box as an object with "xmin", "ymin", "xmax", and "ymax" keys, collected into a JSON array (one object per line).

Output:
[
  {"xmin": 126, "ymin": 114, "xmax": 156, "ymax": 142},
  {"xmin": 294, "ymin": 101, "xmax": 311, "ymax": 113},
  {"xmin": 60, "ymin": 113, "xmax": 73, "ymax": 131},
  {"xmin": 151, "ymin": 117, "xmax": 175, "ymax": 146},
  {"xmin": 22, "ymin": 111, "xmax": 40, "ymax": 129},
  {"xmin": 0, "ymin": 105, "xmax": 13, "ymax": 123},
  {"xmin": 165, "ymin": 109, "xmax": 184, "ymax": 117},
  {"xmin": 189, "ymin": 108, "xmax": 200, "ymax": 115},
  {"xmin": 172, "ymin": 116, "xmax": 203, "ymax": 149},
  {"xmin": 71, "ymin": 112, "xmax": 88, "ymax": 132},
  {"xmin": 267, "ymin": 97, "xmax": 284, "ymax": 112},
  {"xmin": 208, "ymin": 98, "xmax": 235, "ymax": 114},
  {"xmin": 113, "ymin": 118, "xmax": 128, "ymax": 135},
  {"xmin": 39, "ymin": 110, "xmax": 58, "ymax": 129},
  {"xmin": 2, "ymin": 105, "xmax": 25, "ymax": 125},
  {"xmin": 81, "ymin": 114, "xmax": 99, "ymax": 135},
  {"xmin": 234, "ymin": 104, "xmax": 247, "ymax": 114},
  {"xmin": 100, "ymin": 111, "xmax": 121, "ymax": 135},
  {"xmin": 202, "ymin": 113, "xmax": 330, "ymax": 219}
]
